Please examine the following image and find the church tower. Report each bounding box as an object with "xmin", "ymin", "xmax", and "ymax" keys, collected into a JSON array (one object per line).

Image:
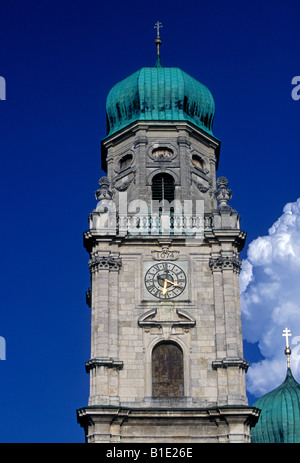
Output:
[{"xmin": 77, "ymin": 27, "xmax": 259, "ymax": 443}]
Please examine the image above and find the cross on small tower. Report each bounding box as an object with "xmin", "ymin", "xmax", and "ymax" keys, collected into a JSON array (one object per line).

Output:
[
  {"xmin": 282, "ymin": 327, "xmax": 292, "ymax": 368},
  {"xmin": 154, "ymin": 21, "xmax": 163, "ymax": 38}
]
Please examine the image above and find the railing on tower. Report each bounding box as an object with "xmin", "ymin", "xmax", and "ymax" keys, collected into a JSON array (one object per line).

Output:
[
  {"xmin": 87, "ymin": 175, "xmax": 240, "ymax": 239},
  {"xmin": 88, "ymin": 209, "xmax": 214, "ymax": 239}
]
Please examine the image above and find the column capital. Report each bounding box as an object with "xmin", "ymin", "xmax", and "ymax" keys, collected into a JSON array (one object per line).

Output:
[
  {"xmin": 209, "ymin": 255, "xmax": 242, "ymax": 273},
  {"xmin": 89, "ymin": 253, "xmax": 122, "ymax": 273}
]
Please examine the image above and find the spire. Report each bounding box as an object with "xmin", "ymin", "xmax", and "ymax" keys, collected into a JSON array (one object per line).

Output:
[
  {"xmin": 154, "ymin": 21, "xmax": 163, "ymax": 67},
  {"xmin": 282, "ymin": 327, "xmax": 292, "ymax": 369}
]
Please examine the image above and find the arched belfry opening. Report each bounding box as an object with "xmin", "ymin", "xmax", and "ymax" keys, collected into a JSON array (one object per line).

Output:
[
  {"xmin": 151, "ymin": 173, "xmax": 175, "ymax": 206},
  {"xmin": 152, "ymin": 341, "xmax": 184, "ymax": 398}
]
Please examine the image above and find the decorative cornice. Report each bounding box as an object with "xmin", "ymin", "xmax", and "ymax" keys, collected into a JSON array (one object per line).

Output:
[
  {"xmin": 88, "ymin": 253, "xmax": 122, "ymax": 273},
  {"xmin": 77, "ymin": 404, "xmax": 260, "ymax": 430},
  {"xmin": 85, "ymin": 357, "xmax": 124, "ymax": 373},
  {"xmin": 212, "ymin": 357, "xmax": 249, "ymax": 372},
  {"xmin": 138, "ymin": 308, "xmax": 196, "ymax": 328},
  {"xmin": 204, "ymin": 229, "xmax": 247, "ymax": 253},
  {"xmin": 209, "ymin": 256, "xmax": 242, "ymax": 273}
]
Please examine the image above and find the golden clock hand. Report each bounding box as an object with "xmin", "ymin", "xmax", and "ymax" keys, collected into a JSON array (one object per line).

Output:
[
  {"xmin": 164, "ymin": 279, "xmax": 179, "ymax": 287},
  {"xmin": 161, "ymin": 279, "xmax": 168, "ymax": 295}
]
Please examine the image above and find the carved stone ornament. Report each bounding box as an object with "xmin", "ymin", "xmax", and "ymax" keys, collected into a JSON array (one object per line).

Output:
[
  {"xmin": 115, "ymin": 181, "xmax": 130, "ymax": 191},
  {"xmin": 138, "ymin": 307, "xmax": 196, "ymax": 332},
  {"xmin": 214, "ymin": 176, "xmax": 232, "ymax": 207},
  {"xmin": 193, "ymin": 180, "xmax": 209, "ymax": 193},
  {"xmin": 151, "ymin": 147, "xmax": 174, "ymax": 161},
  {"xmin": 151, "ymin": 245, "xmax": 179, "ymax": 261},
  {"xmin": 89, "ymin": 252, "xmax": 122, "ymax": 273},
  {"xmin": 209, "ymin": 256, "xmax": 242, "ymax": 273},
  {"xmin": 114, "ymin": 173, "xmax": 135, "ymax": 191},
  {"xmin": 95, "ymin": 176, "xmax": 113, "ymax": 201}
]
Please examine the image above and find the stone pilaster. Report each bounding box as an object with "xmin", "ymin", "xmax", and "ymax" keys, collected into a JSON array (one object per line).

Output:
[
  {"xmin": 133, "ymin": 134, "xmax": 148, "ymax": 202},
  {"xmin": 209, "ymin": 253, "xmax": 248, "ymax": 405},
  {"xmin": 177, "ymin": 134, "xmax": 191, "ymax": 201},
  {"xmin": 87, "ymin": 252, "xmax": 122, "ymax": 406}
]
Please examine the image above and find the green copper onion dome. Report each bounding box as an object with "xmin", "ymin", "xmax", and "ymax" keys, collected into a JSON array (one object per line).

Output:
[
  {"xmin": 251, "ymin": 368, "xmax": 300, "ymax": 443},
  {"xmin": 105, "ymin": 66, "xmax": 215, "ymax": 137}
]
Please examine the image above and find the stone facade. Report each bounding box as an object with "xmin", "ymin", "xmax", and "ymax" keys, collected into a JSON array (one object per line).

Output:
[{"xmin": 77, "ymin": 120, "xmax": 259, "ymax": 442}]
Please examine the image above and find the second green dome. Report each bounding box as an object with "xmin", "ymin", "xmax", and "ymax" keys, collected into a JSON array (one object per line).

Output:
[
  {"xmin": 106, "ymin": 67, "xmax": 215, "ymax": 137},
  {"xmin": 251, "ymin": 368, "xmax": 300, "ymax": 443}
]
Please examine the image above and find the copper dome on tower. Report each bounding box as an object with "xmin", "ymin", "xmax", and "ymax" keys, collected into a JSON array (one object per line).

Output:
[{"xmin": 105, "ymin": 66, "xmax": 215, "ymax": 137}]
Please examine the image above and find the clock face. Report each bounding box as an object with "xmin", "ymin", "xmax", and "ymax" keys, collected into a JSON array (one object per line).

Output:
[{"xmin": 144, "ymin": 262, "xmax": 187, "ymax": 299}]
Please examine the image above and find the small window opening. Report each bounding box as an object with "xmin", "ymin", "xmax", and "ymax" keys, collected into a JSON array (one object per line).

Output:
[
  {"xmin": 119, "ymin": 154, "xmax": 133, "ymax": 170},
  {"xmin": 192, "ymin": 155, "xmax": 204, "ymax": 170},
  {"xmin": 152, "ymin": 147, "xmax": 173, "ymax": 160}
]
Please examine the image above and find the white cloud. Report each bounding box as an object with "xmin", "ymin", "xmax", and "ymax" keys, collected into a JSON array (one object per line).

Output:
[{"xmin": 240, "ymin": 198, "xmax": 300, "ymax": 398}]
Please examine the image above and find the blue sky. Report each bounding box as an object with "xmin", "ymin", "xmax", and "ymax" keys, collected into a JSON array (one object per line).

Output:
[{"xmin": 0, "ymin": 0, "xmax": 300, "ymax": 442}]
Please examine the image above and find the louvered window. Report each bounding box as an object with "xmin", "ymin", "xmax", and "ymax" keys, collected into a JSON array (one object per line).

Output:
[{"xmin": 152, "ymin": 173, "xmax": 175, "ymax": 204}]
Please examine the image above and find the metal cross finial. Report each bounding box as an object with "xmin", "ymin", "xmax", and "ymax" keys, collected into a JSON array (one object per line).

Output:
[
  {"xmin": 154, "ymin": 21, "xmax": 163, "ymax": 38},
  {"xmin": 283, "ymin": 328, "xmax": 292, "ymax": 348},
  {"xmin": 154, "ymin": 21, "xmax": 163, "ymax": 66},
  {"xmin": 282, "ymin": 328, "xmax": 292, "ymax": 368}
]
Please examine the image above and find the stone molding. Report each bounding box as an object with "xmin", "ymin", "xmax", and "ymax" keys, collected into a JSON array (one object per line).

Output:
[
  {"xmin": 212, "ymin": 357, "xmax": 249, "ymax": 372},
  {"xmin": 85, "ymin": 357, "xmax": 124, "ymax": 373},
  {"xmin": 138, "ymin": 308, "xmax": 196, "ymax": 330},
  {"xmin": 177, "ymin": 135, "xmax": 191, "ymax": 148},
  {"xmin": 133, "ymin": 135, "xmax": 148, "ymax": 148},
  {"xmin": 77, "ymin": 405, "xmax": 260, "ymax": 443}
]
